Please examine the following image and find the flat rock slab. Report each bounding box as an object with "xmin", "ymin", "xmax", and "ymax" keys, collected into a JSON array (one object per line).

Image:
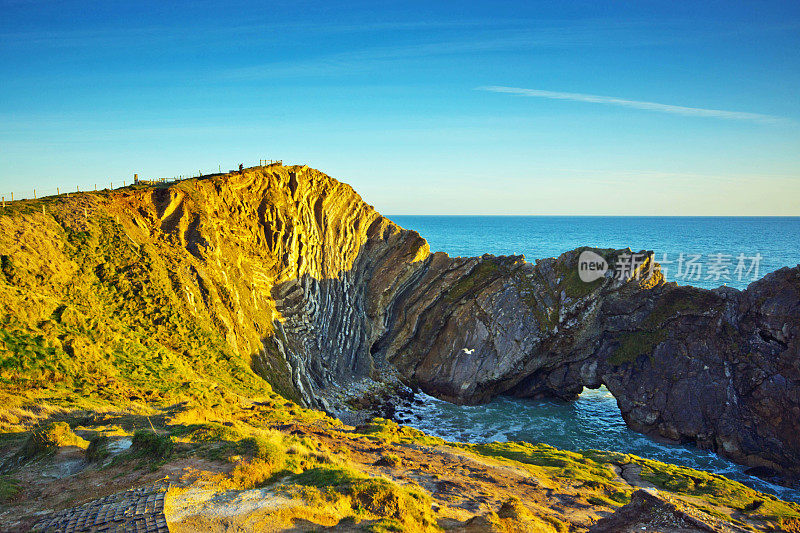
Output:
[{"xmin": 31, "ymin": 482, "xmax": 170, "ymax": 533}]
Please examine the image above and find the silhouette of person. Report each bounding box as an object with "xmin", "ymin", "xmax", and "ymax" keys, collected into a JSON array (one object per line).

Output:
[{"xmin": 239, "ymin": 163, "xmax": 244, "ymax": 173}]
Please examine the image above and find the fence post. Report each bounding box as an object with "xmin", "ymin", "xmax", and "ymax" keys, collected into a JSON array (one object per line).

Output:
[
  {"xmin": 57, "ymin": 187, "xmax": 60, "ymax": 195},
  {"xmin": 77, "ymin": 185, "xmax": 80, "ymax": 192},
  {"xmin": 42, "ymin": 205, "xmax": 45, "ymax": 215},
  {"xmin": 33, "ymin": 189, "xmax": 36, "ymax": 199},
  {"xmin": 111, "ymin": 182, "xmax": 113, "ymax": 189},
  {"xmin": 95, "ymin": 184, "xmax": 97, "ymax": 191},
  {"xmin": 2, "ymin": 196, "xmax": 4, "ymax": 208},
  {"xmin": 11, "ymin": 192, "xmax": 13, "ymax": 201}
]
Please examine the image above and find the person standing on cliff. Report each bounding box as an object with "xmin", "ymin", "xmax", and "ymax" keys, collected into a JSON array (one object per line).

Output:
[{"xmin": 239, "ymin": 163, "xmax": 244, "ymax": 173}]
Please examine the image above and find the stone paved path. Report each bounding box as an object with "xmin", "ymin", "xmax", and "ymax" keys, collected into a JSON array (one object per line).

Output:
[{"xmin": 31, "ymin": 482, "xmax": 169, "ymax": 533}]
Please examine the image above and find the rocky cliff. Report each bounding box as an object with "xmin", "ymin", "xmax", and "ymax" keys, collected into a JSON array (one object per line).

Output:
[
  {"xmin": 378, "ymin": 249, "xmax": 800, "ymax": 480},
  {"xmin": 1, "ymin": 164, "xmax": 797, "ymax": 481}
]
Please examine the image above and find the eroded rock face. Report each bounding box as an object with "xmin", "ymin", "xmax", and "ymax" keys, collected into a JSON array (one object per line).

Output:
[{"xmin": 1, "ymin": 165, "xmax": 797, "ymax": 479}]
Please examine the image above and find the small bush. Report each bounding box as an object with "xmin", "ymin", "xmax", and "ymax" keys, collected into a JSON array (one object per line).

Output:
[
  {"xmin": 497, "ymin": 497, "xmax": 569, "ymax": 532},
  {"xmin": 86, "ymin": 435, "xmax": 110, "ymax": 462},
  {"xmin": 222, "ymin": 459, "xmax": 277, "ymax": 490},
  {"xmin": 586, "ymin": 495, "xmax": 611, "ymax": 506},
  {"xmin": 608, "ymin": 490, "xmax": 631, "ymax": 504},
  {"xmin": 19, "ymin": 421, "xmax": 87, "ymax": 458},
  {"xmin": 239, "ymin": 433, "xmax": 285, "ymax": 466},
  {"xmin": 742, "ymin": 498, "xmax": 764, "ymax": 513},
  {"xmin": 131, "ymin": 430, "xmax": 173, "ymax": 460},
  {"xmin": 294, "ymin": 465, "xmax": 366, "ymax": 487},
  {"xmin": 356, "ymin": 418, "xmax": 443, "ymax": 446},
  {"xmin": 498, "ymin": 497, "xmax": 529, "ymax": 519},
  {"xmin": 358, "ymin": 418, "xmax": 399, "ymax": 436},
  {"xmin": 375, "ymin": 453, "xmax": 402, "ymax": 468},
  {"xmin": 348, "ymin": 478, "xmax": 436, "ymax": 530},
  {"xmin": 177, "ymin": 422, "xmax": 244, "ymax": 443}
]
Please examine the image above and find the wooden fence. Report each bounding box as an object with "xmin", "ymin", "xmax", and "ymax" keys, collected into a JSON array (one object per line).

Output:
[{"xmin": 1, "ymin": 158, "xmax": 283, "ymax": 207}]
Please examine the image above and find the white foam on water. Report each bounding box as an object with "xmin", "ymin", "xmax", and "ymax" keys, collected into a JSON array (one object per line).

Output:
[{"xmin": 395, "ymin": 386, "xmax": 800, "ymax": 502}]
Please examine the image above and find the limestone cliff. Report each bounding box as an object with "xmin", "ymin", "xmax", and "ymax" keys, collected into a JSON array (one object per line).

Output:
[
  {"xmin": 1, "ymin": 164, "xmax": 798, "ymax": 481},
  {"xmin": 0, "ymin": 165, "xmax": 428, "ymax": 409}
]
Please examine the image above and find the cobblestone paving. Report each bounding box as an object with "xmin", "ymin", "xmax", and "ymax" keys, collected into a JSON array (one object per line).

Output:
[{"xmin": 32, "ymin": 482, "xmax": 170, "ymax": 533}]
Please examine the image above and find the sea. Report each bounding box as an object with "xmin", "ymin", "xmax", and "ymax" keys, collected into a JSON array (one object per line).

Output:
[{"xmin": 389, "ymin": 216, "xmax": 800, "ymax": 502}]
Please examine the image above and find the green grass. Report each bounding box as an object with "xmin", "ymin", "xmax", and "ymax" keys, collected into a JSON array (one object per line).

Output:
[
  {"xmin": 0, "ymin": 211, "xmax": 288, "ymax": 419},
  {"xmin": 634, "ymin": 457, "xmax": 800, "ymax": 522},
  {"xmin": 285, "ymin": 462, "xmax": 437, "ymax": 531},
  {"xmin": 0, "ymin": 475, "xmax": 21, "ymax": 502},
  {"xmin": 608, "ymin": 329, "xmax": 668, "ymax": 366},
  {"xmin": 445, "ymin": 259, "xmax": 501, "ymax": 302},
  {"xmin": 171, "ymin": 421, "xmax": 246, "ymax": 443},
  {"xmin": 559, "ymin": 247, "xmax": 617, "ymax": 299},
  {"xmin": 645, "ymin": 287, "xmax": 722, "ymax": 326},
  {"xmin": 239, "ymin": 434, "xmax": 286, "ymax": 464},
  {"xmin": 293, "ymin": 465, "xmax": 367, "ymax": 487},
  {"xmin": 464, "ymin": 443, "xmax": 800, "ymax": 528},
  {"xmin": 85, "ymin": 435, "xmax": 110, "ymax": 462},
  {"xmin": 578, "ymin": 450, "xmax": 800, "ymax": 526},
  {"xmin": 356, "ymin": 418, "xmax": 444, "ymax": 446},
  {"xmin": 465, "ymin": 441, "xmax": 617, "ymax": 485},
  {"xmin": 130, "ymin": 430, "xmax": 173, "ymax": 460}
]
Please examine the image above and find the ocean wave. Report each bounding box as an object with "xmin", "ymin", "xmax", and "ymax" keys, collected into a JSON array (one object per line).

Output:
[{"xmin": 395, "ymin": 387, "xmax": 800, "ymax": 502}]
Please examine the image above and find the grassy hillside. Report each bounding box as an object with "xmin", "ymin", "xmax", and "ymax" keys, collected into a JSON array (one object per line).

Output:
[{"xmin": 0, "ymin": 195, "xmax": 282, "ymax": 425}]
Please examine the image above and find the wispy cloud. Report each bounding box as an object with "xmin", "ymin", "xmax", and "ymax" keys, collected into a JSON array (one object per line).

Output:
[
  {"xmin": 478, "ymin": 85, "xmax": 781, "ymax": 123},
  {"xmin": 0, "ymin": 19, "xmax": 503, "ymax": 49}
]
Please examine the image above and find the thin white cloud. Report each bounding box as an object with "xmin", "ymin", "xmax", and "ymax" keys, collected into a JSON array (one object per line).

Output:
[{"xmin": 478, "ymin": 85, "xmax": 781, "ymax": 123}]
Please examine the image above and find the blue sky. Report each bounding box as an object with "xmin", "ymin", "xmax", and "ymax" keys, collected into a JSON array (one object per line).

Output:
[{"xmin": 1, "ymin": 1, "xmax": 799, "ymax": 215}]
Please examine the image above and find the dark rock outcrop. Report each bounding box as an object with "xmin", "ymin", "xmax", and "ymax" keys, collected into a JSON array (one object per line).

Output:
[
  {"xmin": 589, "ymin": 489, "xmax": 726, "ymax": 532},
  {"xmin": 374, "ymin": 249, "xmax": 800, "ymax": 479}
]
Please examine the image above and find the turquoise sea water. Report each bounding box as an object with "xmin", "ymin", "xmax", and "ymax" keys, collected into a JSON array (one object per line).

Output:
[{"xmin": 389, "ymin": 216, "xmax": 800, "ymax": 501}]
